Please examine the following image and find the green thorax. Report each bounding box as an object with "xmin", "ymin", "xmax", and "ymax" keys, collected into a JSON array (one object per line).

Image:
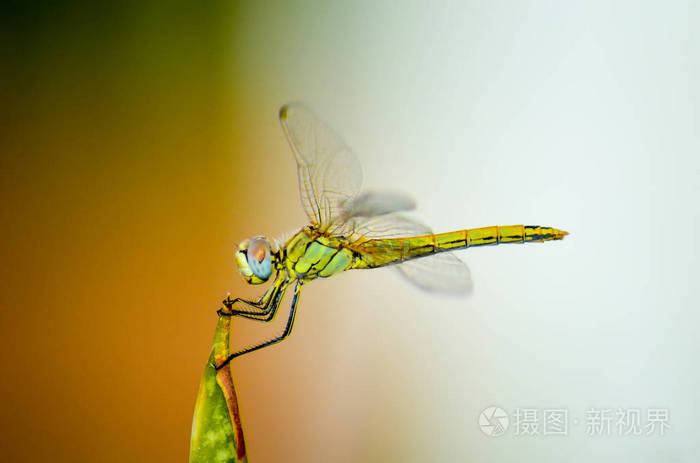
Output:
[{"xmin": 283, "ymin": 228, "xmax": 355, "ymax": 281}]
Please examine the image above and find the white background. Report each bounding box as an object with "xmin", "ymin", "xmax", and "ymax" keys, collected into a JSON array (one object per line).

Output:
[{"xmin": 231, "ymin": 2, "xmax": 699, "ymax": 461}]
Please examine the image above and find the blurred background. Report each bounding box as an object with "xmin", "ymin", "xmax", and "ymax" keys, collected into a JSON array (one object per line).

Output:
[{"xmin": 2, "ymin": 1, "xmax": 698, "ymax": 462}]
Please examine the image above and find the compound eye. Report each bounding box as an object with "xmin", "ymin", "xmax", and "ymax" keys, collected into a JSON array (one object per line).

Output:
[{"xmin": 247, "ymin": 237, "xmax": 271, "ymax": 281}]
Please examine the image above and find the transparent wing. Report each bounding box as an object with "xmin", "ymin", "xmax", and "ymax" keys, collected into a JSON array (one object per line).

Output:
[
  {"xmin": 340, "ymin": 191, "xmax": 416, "ymax": 221},
  {"xmin": 279, "ymin": 103, "xmax": 362, "ymax": 229},
  {"xmin": 350, "ymin": 214, "xmax": 474, "ymax": 294},
  {"xmin": 346, "ymin": 213, "xmax": 430, "ymax": 240},
  {"xmin": 395, "ymin": 253, "xmax": 474, "ymax": 295}
]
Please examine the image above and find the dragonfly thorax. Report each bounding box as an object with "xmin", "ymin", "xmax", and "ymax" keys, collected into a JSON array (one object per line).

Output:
[{"xmin": 283, "ymin": 228, "xmax": 355, "ymax": 282}]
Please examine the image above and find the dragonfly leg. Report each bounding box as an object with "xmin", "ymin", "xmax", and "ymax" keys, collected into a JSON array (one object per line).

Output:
[
  {"xmin": 218, "ymin": 276, "xmax": 289, "ymax": 321},
  {"xmin": 215, "ymin": 282, "xmax": 302, "ymax": 369}
]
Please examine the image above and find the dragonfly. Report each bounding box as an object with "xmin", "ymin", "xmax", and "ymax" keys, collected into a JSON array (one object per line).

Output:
[{"xmin": 215, "ymin": 103, "xmax": 568, "ymax": 369}]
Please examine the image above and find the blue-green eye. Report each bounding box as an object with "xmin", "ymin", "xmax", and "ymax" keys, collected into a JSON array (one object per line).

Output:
[{"xmin": 247, "ymin": 237, "xmax": 271, "ymax": 281}]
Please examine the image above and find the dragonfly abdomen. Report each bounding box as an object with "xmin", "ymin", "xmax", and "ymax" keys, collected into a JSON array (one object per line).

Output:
[
  {"xmin": 462, "ymin": 224, "xmax": 568, "ymax": 247},
  {"xmin": 430, "ymin": 224, "xmax": 568, "ymax": 251},
  {"xmin": 352, "ymin": 225, "xmax": 568, "ymax": 269}
]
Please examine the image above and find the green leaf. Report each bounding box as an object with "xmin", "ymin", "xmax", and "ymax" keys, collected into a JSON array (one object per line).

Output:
[{"xmin": 190, "ymin": 315, "xmax": 247, "ymax": 463}]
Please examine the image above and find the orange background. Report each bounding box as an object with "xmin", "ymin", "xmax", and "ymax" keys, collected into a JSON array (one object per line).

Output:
[{"xmin": 1, "ymin": 3, "xmax": 286, "ymax": 461}]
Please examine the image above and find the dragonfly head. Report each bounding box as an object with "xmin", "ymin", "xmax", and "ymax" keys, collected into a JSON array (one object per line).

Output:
[{"xmin": 235, "ymin": 236, "xmax": 274, "ymax": 284}]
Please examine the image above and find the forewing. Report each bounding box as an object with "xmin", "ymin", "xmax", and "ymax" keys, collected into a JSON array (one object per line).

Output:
[{"xmin": 279, "ymin": 103, "xmax": 362, "ymax": 229}]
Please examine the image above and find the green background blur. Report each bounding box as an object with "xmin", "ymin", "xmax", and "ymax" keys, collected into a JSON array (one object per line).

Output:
[{"xmin": 2, "ymin": 2, "xmax": 699, "ymax": 462}]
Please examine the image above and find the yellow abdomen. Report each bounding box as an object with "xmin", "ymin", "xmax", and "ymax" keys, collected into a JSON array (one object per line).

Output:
[{"xmin": 351, "ymin": 225, "xmax": 568, "ymax": 269}]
